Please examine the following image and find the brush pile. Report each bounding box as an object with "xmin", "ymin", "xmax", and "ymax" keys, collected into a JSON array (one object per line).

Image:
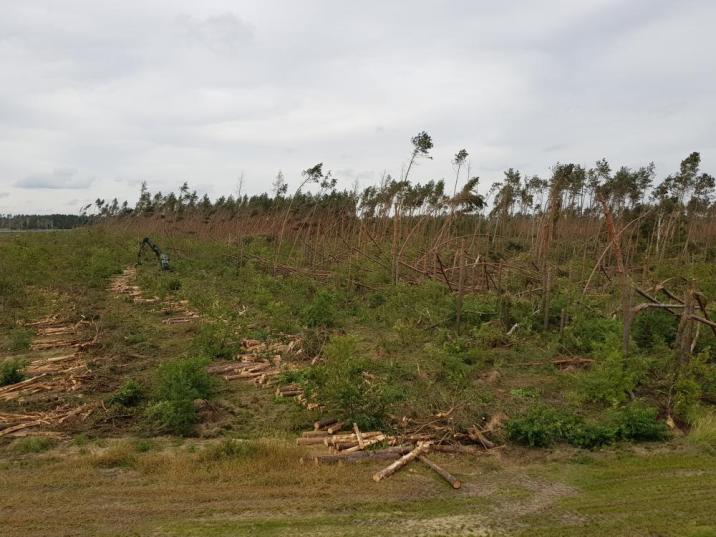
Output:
[
  {"xmin": 0, "ymin": 315, "xmax": 98, "ymax": 438},
  {"xmin": 0, "ymin": 403, "xmax": 96, "ymax": 438},
  {"xmin": 207, "ymin": 337, "xmax": 304, "ymax": 388},
  {"xmin": 297, "ymin": 417, "xmax": 486, "ymax": 488}
]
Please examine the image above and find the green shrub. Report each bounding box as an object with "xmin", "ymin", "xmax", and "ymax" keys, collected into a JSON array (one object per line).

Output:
[
  {"xmin": 506, "ymin": 406, "xmax": 564, "ymax": 447},
  {"xmin": 303, "ymin": 290, "xmax": 337, "ymax": 328},
  {"xmin": 146, "ymin": 357, "xmax": 214, "ymax": 435},
  {"xmin": 0, "ymin": 358, "xmax": 25, "ymax": 386},
  {"xmin": 193, "ymin": 321, "xmax": 240, "ymax": 360},
  {"xmin": 154, "ymin": 356, "xmax": 214, "ymax": 401},
  {"xmin": 471, "ymin": 322, "xmax": 509, "ymax": 348},
  {"xmin": 632, "ymin": 309, "xmax": 677, "ymax": 351},
  {"xmin": 145, "ymin": 399, "xmax": 197, "ymax": 436},
  {"xmin": 507, "ymin": 403, "xmax": 667, "ymax": 449},
  {"xmin": 108, "ymin": 379, "xmax": 144, "ymax": 407},
  {"xmin": 612, "ymin": 404, "xmax": 668, "ymax": 442},
  {"xmin": 577, "ymin": 339, "xmax": 644, "ymax": 406},
  {"xmin": 562, "ymin": 313, "xmax": 621, "ymax": 354},
  {"xmin": 306, "ymin": 335, "xmax": 403, "ymax": 429}
]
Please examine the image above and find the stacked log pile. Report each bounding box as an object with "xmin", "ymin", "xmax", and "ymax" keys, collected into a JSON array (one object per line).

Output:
[
  {"xmin": 108, "ymin": 267, "xmax": 200, "ymax": 323},
  {"xmin": 0, "ymin": 316, "xmax": 97, "ymax": 438},
  {"xmin": 296, "ymin": 412, "xmax": 506, "ymax": 489},
  {"xmin": 0, "ymin": 404, "xmax": 96, "ymax": 438}
]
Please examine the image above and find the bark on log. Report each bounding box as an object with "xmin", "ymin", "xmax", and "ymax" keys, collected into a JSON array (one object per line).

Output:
[
  {"xmin": 342, "ymin": 435, "xmax": 385, "ymax": 453},
  {"xmin": 326, "ymin": 421, "xmax": 345, "ymax": 434},
  {"xmin": 308, "ymin": 446, "xmax": 412, "ymax": 465},
  {"xmin": 430, "ymin": 444, "xmax": 480, "ymax": 454},
  {"xmin": 372, "ymin": 443, "xmax": 430, "ymax": 482},
  {"xmin": 314, "ymin": 417, "xmax": 338, "ymax": 430},
  {"xmin": 301, "ymin": 430, "xmax": 329, "ymax": 438},
  {"xmin": 418, "ymin": 455, "xmax": 461, "ymax": 489},
  {"xmin": 296, "ymin": 436, "xmax": 331, "ymax": 446},
  {"xmin": 353, "ymin": 422, "xmax": 365, "ymax": 449},
  {"xmin": 323, "ymin": 432, "xmax": 382, "ymax": 446}
]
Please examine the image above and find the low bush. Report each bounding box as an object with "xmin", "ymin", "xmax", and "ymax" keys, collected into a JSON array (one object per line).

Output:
[
  {"xmin": 303, "ymin": 290, "xmax": 337, "ymax": 328},
  {"xmin": 471, "ymin": 321, "xmax": 509, "ymax": 348},
  {"xmin": 612, "ymin": 404, "xmax": 668, "ymax": 442},
  {"xmin": 108, "ymin": 379, "xmax": 144, "ymax": 407},
  {"xmin": 0, "ymin": 358, "xmax": 24, "ymax": 386},
  {"xmin": 145, "ymin": 357, "xmax": 214, "ymax": 435},
  {"xmin": 562, "ymin": 313, "xmax": 621, "ymax": 355},
  {"xmin": 304, "ymin": 335, "xmax": 403, "ymax": 429},
  {"xmin": 145, "ymin": 400, "xmax": 197, "ymax": 436},
  {"xmin": 576, "ymin": 339, "xmax": 645, "ymax": 406},
  {"xmin": 632, "ymin": 309, "xmax": 677, "ymax": 351},
  {"xmin": 506, "ymin": 406, "xmax": 565, "ymax": 447},
  {"xmin": 507, "ymin": 403, "xmax": 667, "ymax": 449},
  {"xmin": 193, "ymin": 321, "xmax": 240, "ymax": 360}
]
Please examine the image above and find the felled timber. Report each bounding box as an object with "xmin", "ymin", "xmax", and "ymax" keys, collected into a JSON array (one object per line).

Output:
[
  {"xmin": 418, "ymin": 455, "xmax": 461, "ymax": 489},
  {"xmin": 372, "ymin": 442, "xmax": 431, "ymax": 482}
]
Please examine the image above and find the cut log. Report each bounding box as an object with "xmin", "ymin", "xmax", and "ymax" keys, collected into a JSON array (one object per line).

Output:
[
  {"xmin": 332, "ymin": 441, "xmax": 359, "ymax": 450},
  {"xmin": 308, "ymin": 446, "xmax": 412, "ymax": 465},
  {"xmin": 372, "ymin": 442, "xmax": 430, "ymax": 482},
  {"xmin": 324, "ymin": 432, "xmax": 383, "ymax": 446},
  {"xmin": 418, "ymin": 455, "xmax": 461, "ymax": 489},
  {"xmin": 353, "ymin": 422, "xmax": 365, "ymax": 449},
  {"xmin": 301, "ymin": 430, "xmax": 329, "ymax": 438},
  {"xmin": 296, "ymin": 436, "xmax": 331, "ymax": 446},
  {"xmin": 314, "ymin": 417, "xmax": 338, "ymax": 431},
  {"xmin": 342, "ymin": 434, "xmax": 385, "ymax": 453},
  {"xmin": 430, "ymin": 444, "xmax": 480, "ymax": 454},
  {"xmin": 467, "ymin": 426, "xmax": 496, "ymax": 449},
  {"xmin": 326, "ymin": 421, "xmax": 345, "ymax": 434}
]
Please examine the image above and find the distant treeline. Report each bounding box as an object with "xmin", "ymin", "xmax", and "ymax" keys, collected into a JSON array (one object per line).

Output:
[{"xmin": 0, "ymin": 214, "xmax": 89, "ymax": 230}]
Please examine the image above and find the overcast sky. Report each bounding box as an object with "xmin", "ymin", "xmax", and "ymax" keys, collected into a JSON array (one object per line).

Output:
[{"xmin": 1, "ymin": 0, "xmax": 715, "ymax": 214}]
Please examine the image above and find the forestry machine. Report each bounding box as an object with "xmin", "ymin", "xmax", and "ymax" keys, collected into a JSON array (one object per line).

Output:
[{"xmin": 137, "ymin": 237, "xmax": 170, "ymax": 271}]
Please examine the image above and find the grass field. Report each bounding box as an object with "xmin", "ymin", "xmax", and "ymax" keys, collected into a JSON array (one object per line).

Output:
[
  {"xmin": 1, "ymin": 439, "xmax": 714, "ymax": 536},
  {"xmin": 1, "ymin": 228, "xmax": 715, "ymax": 536}
]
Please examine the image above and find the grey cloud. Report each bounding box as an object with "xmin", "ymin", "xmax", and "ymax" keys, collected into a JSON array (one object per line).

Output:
[
  {"xmin": 15, "ymin": 169, "xmax": 94, "ymax": 190},
  {"xmin": 0, "ymin": 0, "xmax": 714, "ymax": 214},
  {"xmin": 0, "ymin": 192, "xmax": 9, "ymax": 198},
  {"xmin": 176, "ymin": 13, "xmax": 254, "ymax": 56}
]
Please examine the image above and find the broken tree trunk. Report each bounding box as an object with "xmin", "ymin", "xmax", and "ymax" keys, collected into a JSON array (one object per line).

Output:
[
  {"xmin": 675, "ymin": 288, "xmax": 696, "ymax": 365},
  {"xmin": 597, "ymin": 193, "xmax": 631, "ymax": 355},
  {"xmin": 418, "ymin": 455, "xmax": 461, "ymax": 489},
  {"xmin": 372, "ymin": 443, "xmax": 430, "ymax": 482}
]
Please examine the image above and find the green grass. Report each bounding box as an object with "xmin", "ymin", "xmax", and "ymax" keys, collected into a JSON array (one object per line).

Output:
[{"xmin": 4, "ymin": 438, "xmax": 710, "ymax": 537}]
